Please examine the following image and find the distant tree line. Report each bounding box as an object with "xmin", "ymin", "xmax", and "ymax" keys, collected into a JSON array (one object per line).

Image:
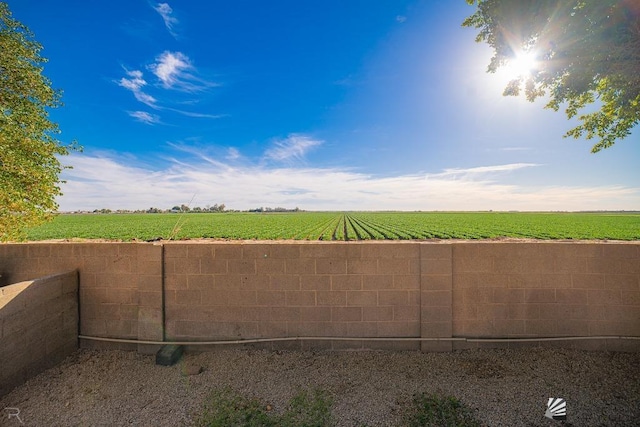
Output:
[
  {"xmin": 248, "ymin": 207, "xmax": 301, "ymax": 213},
  {"xmin": 168, "ymin": 203, "xmax": 227, "ymax": 213},
  {"xmin": 75, "ymin": 204, "xmax": 304, "ymax": 214}
]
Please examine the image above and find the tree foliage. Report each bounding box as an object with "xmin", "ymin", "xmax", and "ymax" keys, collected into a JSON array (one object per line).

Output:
[
  {"xmin": 463, "ymin": 0, "xmax": 640, "ymax": 152},
  {"xmin": 0, "ymin": 2, "xmax": 74, "ymax": 241}
]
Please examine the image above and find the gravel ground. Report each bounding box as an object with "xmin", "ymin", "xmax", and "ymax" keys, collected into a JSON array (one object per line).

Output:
[{"xmin": 1, "ymin": 347, "xmax": 639, "ymax": 426}]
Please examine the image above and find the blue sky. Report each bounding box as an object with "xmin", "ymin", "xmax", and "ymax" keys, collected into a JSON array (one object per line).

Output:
[{"xmin": 10, "ymin": 0, "xmax": 640, "ymax": 211}]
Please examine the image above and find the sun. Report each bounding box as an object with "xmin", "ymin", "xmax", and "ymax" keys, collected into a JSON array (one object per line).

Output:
[
  {"xmin": 501, "ymin": 51, "xmax": 538, "ymax": 80},
  {"xmin": 489, "ymin": 50, "xmax": 539, "ymax": 93}
]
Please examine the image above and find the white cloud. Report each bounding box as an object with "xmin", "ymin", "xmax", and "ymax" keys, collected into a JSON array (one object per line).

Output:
[
  {"xmin": 264, "ymin": 135, "xmax": 322, "ymax": 163},
  {"xmin": 150, "ymin": 51, "xmax": 191, "ymax": 88},
  {"xmin": 134, "ymin": 91, "xmax": 158, "ymax": 106},
  {"xmin": 432, "ymin": 163, "xmax": 539, "ymax": 179},
  {"xmin": 128, "ymin": 111, "xmax": 161, "ymax": 124},
  {"xmin": 153, "ymin": 3, "xmax": 178, "ymax": 37},
  {"xmin": 396, "ymin": 15, "xmax": 407, "ymax": 23},
  {"xmin": 226, "ymin": 147, "xmax": 241, "ymax": 160},
  {"xmin": 117, "ymin": 69, "xmax": 145, "ymax": 91},
  {"xmin": 116, "ymin": 63, "xmax": 222, "ymax": 121},
  {"xmin": 117, "ymin": 69, "xmax": 157, "ymax": 107},
  {"xmin": 57, "ymin": 152, "xmax": 640, "ymax": 212},
  {"xmin": 148, "ymin": 51, "xmax": 219, "ymax": 92},
  {"xmin": 165, "ymin": 142, "xmax": 233, "ymax": 170},
  {"xmin": 165, "ymin": 108, "xmax": 226, "ymax": 119}
]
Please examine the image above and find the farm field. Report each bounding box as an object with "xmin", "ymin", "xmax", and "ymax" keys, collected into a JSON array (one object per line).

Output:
[{"xmin": 23, "ymin": 211, "xmax": 640, "ymax": 241}]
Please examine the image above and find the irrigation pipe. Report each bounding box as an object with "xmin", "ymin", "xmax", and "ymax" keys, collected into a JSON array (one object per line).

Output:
[{"xmin": 78, "ymin": 335, "xmax": 640, "ymax": 346}]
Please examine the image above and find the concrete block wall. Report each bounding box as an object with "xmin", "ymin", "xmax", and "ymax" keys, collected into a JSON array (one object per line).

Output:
[
  {"xmin": 0, "ymin": 241, "xmax": 638, "ymax": 353},
  {"xmin": 0, "ymin": 271, "xmax": 78, "ymax": 397},
  {"xmin": 164, "ymin": 242, "xmax": 422, "ymax": 350},
  {"xmin": 451, "ymin": 243, "xmax": 640, "ymax": 351},
  {"xmin": 0, "ymin": 243, "xmax": 163, "ymax": 345}
]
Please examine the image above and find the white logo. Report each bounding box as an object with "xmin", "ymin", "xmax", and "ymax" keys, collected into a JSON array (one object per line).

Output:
[{"xmin": 545, "ymin": 398, "xmax": 567, "ymax": 421}]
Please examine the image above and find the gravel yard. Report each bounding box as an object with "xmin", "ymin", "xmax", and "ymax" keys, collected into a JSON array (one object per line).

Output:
[{"xmin": 1, "ymin": 347, "xmax": 639, "ymax": 426}]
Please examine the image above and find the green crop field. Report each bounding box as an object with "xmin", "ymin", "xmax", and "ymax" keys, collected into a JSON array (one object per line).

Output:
[{"xmin": 23, "ymin": 212, "xmax": 640, "ymax": 241}]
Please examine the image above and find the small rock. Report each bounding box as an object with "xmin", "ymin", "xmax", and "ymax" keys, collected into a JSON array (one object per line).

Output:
[{"xmin": 181, "ymin": 365, "xmax": 203, "ymax": 376}]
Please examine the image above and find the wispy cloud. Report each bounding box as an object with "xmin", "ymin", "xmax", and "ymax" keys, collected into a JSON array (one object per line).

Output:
[
  {"xmin": 150, "ymin": 51, "xmax": 191, "ymax": 88},
  {"xmin": 226, "ymin": 147, "xmax": 241, "ymax": 160},
  {"xmin": 153, "ymin": 3, "xmax": 178, "ymax": 37},
  {"xmin": 119, "ymin": 5, "xmax": 220, "ymax": 124},
  {"xmin": 432, "ymin": 163, "xmax": 539, "ymax": 179},
  {"xmin": 264, "ymin": 135, "xmax": 322, "ymax": 163},
  {"xmin": 148, "ymin": 51, "xmax": 218, "ymax": 92},
  {"xmin": 117, "ymin": 69, "xmax": 145, "ymax": 91},
  {"xmin": 116, "ymin": 61, "xmax": 223, "ymax": 122},
  {"xmin": 165, "ymin": 142, "xmax": 233, "ymax": 170},
  {"xmin": 128, "ymin": 111, "xmax": 161, "ymax": 124},
  {"xmin": 117, "ymin": 69, "xmax": 157, "ymax": 107},
  {"xmin": 57, "ymin": 150, "xmax": 640, "ymax": 212},
  {"xmin": 165, "ymin": 108, "xmax": 226, "ymax": 119}
]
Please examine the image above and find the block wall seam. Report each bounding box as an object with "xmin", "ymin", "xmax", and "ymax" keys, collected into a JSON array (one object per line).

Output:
[
  {"xmin": 419, "ymin": 243, "xmax": 454, "ymax": 352},
  {"xmin": 161, "ymin": 243, "xmax": 166, "ymax": 342},
  {"xmin": 418, "ymin": 243, "xmax": 422, "ymax": 335}
]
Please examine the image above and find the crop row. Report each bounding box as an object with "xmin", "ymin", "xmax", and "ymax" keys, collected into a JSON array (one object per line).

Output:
[
  {"xmin": 329, "ymin": 212, "xmax": 640, "ymax": 241},
  {"xmin": 24, "ymin": 212, "xmax": 640, "ymax": 241}
]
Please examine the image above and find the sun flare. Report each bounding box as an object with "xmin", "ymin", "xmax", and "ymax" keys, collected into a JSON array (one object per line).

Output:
[
  {"xmin": 502, "ymin": 51, "xmax": 538, "ymax": 80},
  {"xmin": 489, "ymin": 50, "xmax": 539, "ymax": 92}
]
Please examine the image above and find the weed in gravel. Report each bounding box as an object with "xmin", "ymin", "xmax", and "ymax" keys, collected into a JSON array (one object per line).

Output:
[
  {"xmin": 196, "ymin": 387, "xmax": 272, "ymax": 427},
  {"xmin": 402, "ymin": 393, "xmax": 481, "ymax": 427},
  {"xmin": 195, "ymin": 387, "xmax": 333, "ymax": 427},
  {"xmin": 280, "ymin": 389, "xmax": 333, "ymax": 427}
]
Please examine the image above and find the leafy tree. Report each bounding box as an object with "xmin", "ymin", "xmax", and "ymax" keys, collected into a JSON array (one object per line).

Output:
[
  {"xmin": 1, "ymin": 3, "xmax": 75, "ymax": 241},
  {"xmin": 463, "ymin": 0, "xmax": 640, "ymax": 152}
]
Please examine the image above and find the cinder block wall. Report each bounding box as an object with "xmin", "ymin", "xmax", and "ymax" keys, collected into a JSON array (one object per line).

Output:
[
  {"xmin": 164, "ymin": 242, "xmax": 422, "ymax": 350},
  {"xmin": 452, "ymin": 243, "xmax": 640, "ymax": 350},
  {"xmin": 0, "ymin": 243, "xmax": 163, "ymax": 345},
  {"xmin": 0, "ymin": 241, "xmax": 638, "ymax": 353},
  {"xmin": 0, "ymin": 271, "xmax": 78, "ymax": 397}
]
